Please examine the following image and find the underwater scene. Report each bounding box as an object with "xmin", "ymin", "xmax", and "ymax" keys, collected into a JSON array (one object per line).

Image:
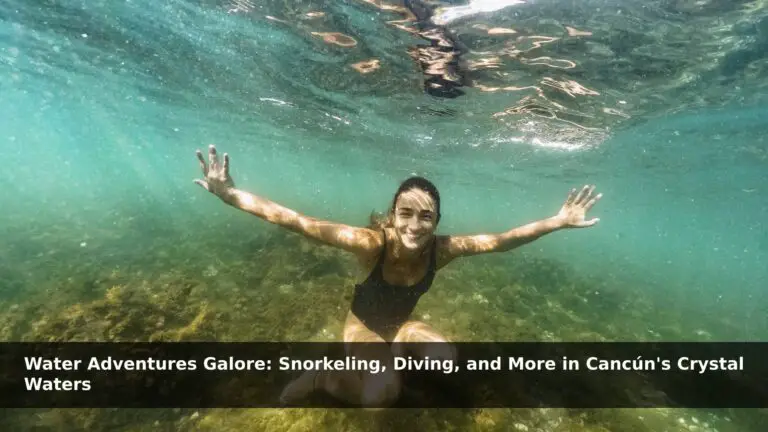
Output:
[{"xmin": 1, "ymin": 0, "xmax": 767, "ymax": 430}]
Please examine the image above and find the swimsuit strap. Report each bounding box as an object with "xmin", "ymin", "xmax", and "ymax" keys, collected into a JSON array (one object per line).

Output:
[
  {"xmin": 354, "ymin": 231, "xmax": 387, "ymax": 285},
  {"xmin": 428, "ymin": 235, "xmax": 437, "ymax": 272},
  {"xmin": 371, "ymin": 230, "xmax": 388, "ymax": 275}
]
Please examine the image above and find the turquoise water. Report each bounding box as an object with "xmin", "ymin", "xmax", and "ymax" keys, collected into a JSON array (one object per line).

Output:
[
  {"xmin": 3, "ymin": 0, "xmax": 765, "ymax": 331},
  {"xmin": 1, "ymin": 0, "xmax": 767, "ymax": 429}
]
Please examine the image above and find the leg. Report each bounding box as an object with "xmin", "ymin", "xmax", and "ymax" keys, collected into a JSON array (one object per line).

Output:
[
  {"xmin": 391, "ymin": 320, "xmax": 457, "ymax": 362},
  {"xmin": 280, "ymin": 312, "xmax": 401, "ymax": 408},
  {"xmin": 391, "ymin": 321, "xmax": 462, "ymax": 406},
  {"xmin": 330, "ymin": 314, "xmax": 401, "ymax": 408}
]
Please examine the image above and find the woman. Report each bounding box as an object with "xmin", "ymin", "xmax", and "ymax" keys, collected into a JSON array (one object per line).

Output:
[{"xmin": 194, "ymin": 144, "xmax": 602, "ymax": 407}]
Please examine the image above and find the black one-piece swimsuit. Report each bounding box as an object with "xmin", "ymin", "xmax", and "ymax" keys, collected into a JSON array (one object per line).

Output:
[{"xmin": 350, "ymin": 233, "xmax": 437, "ymax": 336}]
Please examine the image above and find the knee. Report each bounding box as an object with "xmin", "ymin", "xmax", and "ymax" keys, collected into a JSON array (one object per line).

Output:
[
  {"xmin": 360, "ymin": 371, "xmax": 401, "ymax": 408},
  {"xmin": 424, "ymin": 342, "xmax": 457, "ymax": 363}
]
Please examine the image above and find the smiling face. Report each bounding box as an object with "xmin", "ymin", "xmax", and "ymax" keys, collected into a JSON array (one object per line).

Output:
[{"xmin": 392, "ymin": 188, "xmax": 438, "ymax": 251}]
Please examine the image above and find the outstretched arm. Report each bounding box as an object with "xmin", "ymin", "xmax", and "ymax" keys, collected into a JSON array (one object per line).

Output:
[
  {"xmin": 194, "ymin": 145, "xmax": 382, "ymax": 257},
  {"xmin": 437, "ymin": 185, "xmax": 602, "ymax": 267}
]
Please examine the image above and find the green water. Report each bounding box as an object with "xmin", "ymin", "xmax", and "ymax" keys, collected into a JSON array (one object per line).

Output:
[{"xmin": 1, "ymin": 0, "xmax": 767, "ymax": 430}]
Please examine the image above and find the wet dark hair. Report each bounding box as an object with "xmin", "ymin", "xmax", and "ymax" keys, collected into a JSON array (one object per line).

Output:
[{"xmin": 369, "ymin": 176, "xmax": 441, "ymax": 230}]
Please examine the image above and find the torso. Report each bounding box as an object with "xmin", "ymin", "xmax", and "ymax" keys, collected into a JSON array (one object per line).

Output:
[
  {"xmin": 349, "ymin": 228, "xmax": 441, "ymax": 337},
  {"xmin": 357, "ymin": 228, "xmax": 445, "ymax": 283}
]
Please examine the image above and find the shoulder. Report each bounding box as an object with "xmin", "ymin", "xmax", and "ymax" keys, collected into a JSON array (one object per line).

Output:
[
  {"xmin": 354, "ymin": 227, "xmax": 387, "ymax": 251},
  {"xmin": 354, "ymin": 229, "xmax": 387, "ymax": 266}
]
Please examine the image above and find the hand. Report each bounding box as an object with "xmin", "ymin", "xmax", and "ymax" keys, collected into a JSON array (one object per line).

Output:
[
  {"xmin": 194, "ymin": 144, "xmax": 235, "ymax": 198},
  {"xmin": 556, "ymin": 185, "xmax": 602, "ymax": 228}
]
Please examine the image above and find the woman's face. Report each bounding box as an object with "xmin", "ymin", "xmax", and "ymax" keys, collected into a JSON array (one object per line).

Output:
[{"xmin": 393, "ymin": 188, "xmax": 438, "ymax": 251}]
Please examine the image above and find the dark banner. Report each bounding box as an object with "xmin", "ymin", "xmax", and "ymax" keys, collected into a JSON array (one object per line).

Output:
[{"xmin": 0, "ymin": 342, "xmax": 765, "ymax": 408}]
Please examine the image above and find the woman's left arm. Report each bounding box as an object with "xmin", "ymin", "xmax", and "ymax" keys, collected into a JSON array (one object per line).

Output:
[{"xmin": 437, "ymin": 185, "xmax": 602, "ymax": 268}]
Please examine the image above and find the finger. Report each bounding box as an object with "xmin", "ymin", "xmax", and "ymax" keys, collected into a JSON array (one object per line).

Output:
[
  {"xmin": 208, "ymin": 144, "xmax": 219, "ymax": 170},
  {"xmin": 574, "ymin": 185, "xmax": 590, "ymax": 205},
  {"xmin": 196, "ymin": 150, "xmax": 208, "ymax": 176},
  {"xmin": 584, "ymin": 185, "xmax": 597, "ymax": 204},
  {"xmin": 223, "ymin": 153, "xmax": 230, "ymax": 177},
  {"xmin": 580, "ymin": 185, "xmax": 597, "ymax": 206},
  {"xmin": 194, "ymin": 179, "xmax": 210, "ymax": 191},
  {"xmin": 564, "ymin": 188, "xmax": 577, "ymax": 205},
  {"xmin": 578, "ymin": 217, "xmax": 600, "ymax": 227},
  {"xmin": 585, "ymin": 192, "xmax": 603, "ymax": 211},
  {"xmin": 588, "ymin": 185, "xmax": 597, "ymax": 199}
]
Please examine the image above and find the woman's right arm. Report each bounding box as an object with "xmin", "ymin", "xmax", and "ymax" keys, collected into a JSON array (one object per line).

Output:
[{"xmin": 194, "ymin": 145, "xmax": 382, "ymax": 257}]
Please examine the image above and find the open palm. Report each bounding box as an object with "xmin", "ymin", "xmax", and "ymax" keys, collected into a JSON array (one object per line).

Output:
[
  {"xmin": 194, "ymin": 144, "xmax": 235, "ymax": 197},
  {"xmin": 557, "ymin": 185, "xmax": 602, "ymax": 228}
]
